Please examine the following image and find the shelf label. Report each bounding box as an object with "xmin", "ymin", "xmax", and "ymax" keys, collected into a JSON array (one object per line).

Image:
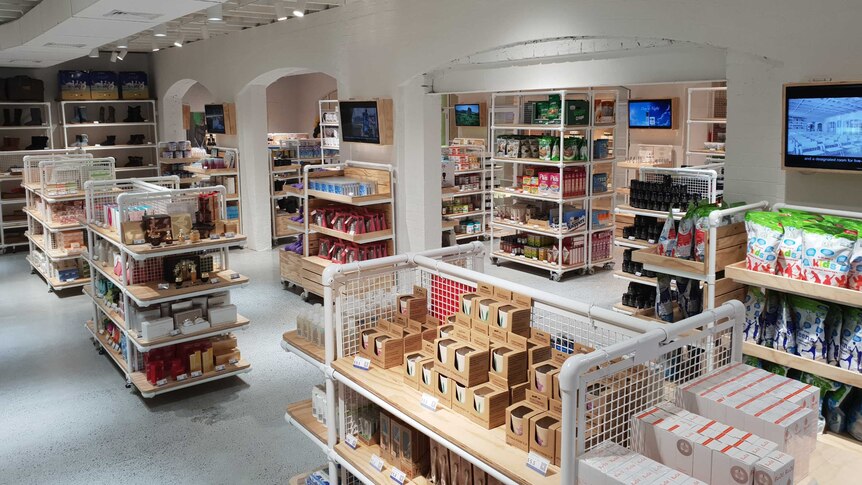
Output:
[
  {"xmin": 132, "ymin": 239, "xmax": 145, "ymax": 245},
  {"xmin": 191, "ymin": 370, "xmax": 203, "ymax": 378},
  {"xmin": 215, "ymin": 364, "xmax": 226, "ymax": 372},
  {"xmin": 635, "ymin": 271, "xmax": 642, "ymax": 277},
  {"xmin": 156, "ymin": 378, "xmax": 168, "ymax": 387},
  {"xmin": 390, "ymin": 467, "xmax": 407, "ymax": 484},
  {"xmin": 420, "ymin": 393, "xmax": 439, "ymax": 411},
  {"xmin": 229, "ymin": 358, "xmax": 239, "ymax": 365},
  {"xmin": 230, "ymin": 273, "xmax": 241, "ymax": 280},
  {"xmin": 176, "ymin": 373, "xmax": 188, "ymax": 381},
  {"xmin": 526, "ymin": 451, "xmax": 550, "ymax": 476},
  {"xmin": 169, "ymin": 329, "xmax": 181, "ymax": 336},
  {"xmin": 353, "ymin": 356, "xmax": 371, "ymax": 371},
  {"xmin": 345, "ymin": 434, "xmax": 358, "ymax": 449},
  {"xmin": 648, "ymin": 239, "xmax": 656, "ymax": 244},
  {"xmin": 628, "ymin": 236, "xmax": 635, "ymax": 240},
  {"xmin": 370, "ymin": 454, "xmax": 385, "ymax": 472}
]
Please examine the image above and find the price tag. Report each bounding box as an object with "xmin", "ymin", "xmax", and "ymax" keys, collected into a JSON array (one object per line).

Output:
[
  {"xmin": 215, "ymin": 364, "xmax": 226, "ymax": 371},
  {"xmin": 353, "ymin": 356, "xmax": 371, "ymax": 370},
  {"xmin": 156, "ymin": 378, "xmax": 168, "ymax": 387},
  {"xmin": 648, "ymin": 239, "xmax": 656, "ymax": 244},
  {"xmin": 191, "ymin": 370, "xmax": 203, "ymax": 378},
  {"xmin": 158, "ymin": 283, "xmax": 170, "ymax": 290},
  {"xmin": 229, "ymin": 358, "xmax": 239, "ymax": 365},
  {"xmin": 344, "ymin": 434, "xmax": 358, "ymax": 449},
  {"xmin": 209, "ymin": 278, "xmax": 220, "ymax": 284},
  {"xmin": 628, "ymin": 236, "xmax": 636, "ymax": 240},
  {"xmin": 210, "ymin": 234, "xmax": 220, "ymax": 240},
  {"xmin": 420, "ymin": 393, "xmax": 439, "ymax": 411},
  {"xmin": 230, "ymin": 273, "xmax": 241, "ymax": 280},
  {"xmin": 176, "ymin": 373, "xmax": 188, "ymax": 381},
  {"xmin": 635, "ymin": 271, "xmax": 642, "ymax": 277},
  {"xmin": 370, "ymin": 454, "xmax": 385, "ymax": 472},
  {"xmin": 389, "ymin": 467, "xmax": 407, "ymax": 484},
  {"xmin": 526, "ymin": 451, "xmax": 550, "ymax": 476},
  {"xmin": 169, "ymin": 329, "xmax": 181, "ymax": 336}
]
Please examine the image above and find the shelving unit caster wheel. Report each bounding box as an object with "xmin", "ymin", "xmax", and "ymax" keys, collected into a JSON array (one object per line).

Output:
[
  {"xmin": 301, "ymin": 291, "xmax": 309, "ymax": 301},
  {"xmin": 603, "ymin": 262, "xmax": 615, "ymax": 270},
  {"xmin": 48, "ymin": 287, "xmax": 54, "ymax": 293},
  {"xmin": 98, "ymin": 347, "xmax": 105, "ymax": 355},
  {"xmin": 287, "ymin": 282, "xmax": 295, "ymax": 289},
  {"xmin": 124, "ymin": 378, "xmax": 132, "ymax": 389},
  {"xmin": 588, "ymin": 267, "xmax": 596, "ymax": 275},
  {"xmin": 30, "ymin": 268, "xmax": 36, "ymax": 275},
  {"xmin": 550, "ymin": 272, "xmax": 561, "ymax": 282},
  {"xmin": 491, "ymin": 257, "xmax": 499, "ymax": 266}
]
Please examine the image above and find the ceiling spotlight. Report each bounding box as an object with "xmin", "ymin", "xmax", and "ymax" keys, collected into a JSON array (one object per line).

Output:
[
  {"xmin": 116, "ymin": 38, "xmax": 128, "ymax": 49},
  {"xmin": 206, "ymin": 4, "xmax": 223, "ymax": 22},
  {"xmin": 293, "ymin": 0, "xmax": 307, "ymax": 17},
  {"xmin": 88, "ymin": 48, "xmax": 99, "ymax": 58},
  {"xmin": 173, "ymin": 34, "xmax": 184, "ymax": 48},
  {"xmin": 117, "ymin": 49, "xmax": 128, "ymax": 61},
  {"xmin": 275, "ymin": 3, "xmax": 288, "ymax": 21},
  {"xmin": 152, "ymin": 41, "xmax": 160, "ymax": 52},
  {"xmin": 201, "ymin": 24, "xmax": 210, "ymax": 40},
  {"xmin": 110, "ymin": 52, "xmax": 118, "ymax": 63},
  {"xmin": 154, "ymin": 24, "xmax": 167, "ymax": 37}
]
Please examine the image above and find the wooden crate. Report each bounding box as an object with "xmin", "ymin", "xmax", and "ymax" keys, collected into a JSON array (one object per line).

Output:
[
  {"xmin": 302, "ymin": 256, "xmax": 330, "ymax": 297},
  {"xmin": 707, "ymin": 277, "xmax": 746, "ymax": 307},
  {"xmin": 632, "ymin": 222, "xmax": 745, "ymax": 276},
  {"xmin": 280, "ymin": 249, "xmax": 303, "ymax": 284}
]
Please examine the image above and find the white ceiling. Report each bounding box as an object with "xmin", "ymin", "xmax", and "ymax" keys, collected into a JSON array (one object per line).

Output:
[{"xmin": 0, "ymin": 0, "xmax": 341, "ymax": 67}]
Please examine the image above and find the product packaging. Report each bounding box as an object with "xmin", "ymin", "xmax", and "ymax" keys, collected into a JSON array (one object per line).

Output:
[
  {"xmin": 787, "ymin": 295, "xmax": 829, "ymax": 361},
  {"xmin": 839, "ymin": 306, "xmax": 862, "ymax": 372},
  {"xmin": 772, "ymin": 294, "xmax": 797, "ymax": 354},
  {"xmin": 743, "ymin": 286, "xmax": 766, "ymax": 343},
  {"xmin": 674, "ymin": 211, "xmax": 695, "ymax": 260},
  {"xmin": 655, "ymin": 274, "xmax": 674, "ymax": 323},
  {"xmin": 745, "ymin": 212, "xmax": 784, "ymax": 273},
  {"xmin": 826, "ymin": 304, "xmax": 843, "ymax": 365},
  {"xmin": 658, "ymin": 210, "xmax": 677, "ymax": 257},
  {"xmin": 801, "ymin": 223, "xmax": 856, "ymax": 287}
]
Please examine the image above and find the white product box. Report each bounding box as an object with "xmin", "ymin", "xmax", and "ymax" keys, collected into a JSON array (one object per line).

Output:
[
  {"xmin": 711, "ymin": 445, "xmax": 759, "ymax": 485},
  {"xmin": 754, "ymin": 449, "xmax": 795, "ymax": 485},
  {"xmin": 170, "ymin": 300, "xmax": 193, "ymax": 314},
  {"xmin": 179, "ymin": 318, "xmax": 211, "ymax": 335},
  {"xmin": 141, "ymin": 317, "xmax": 174, "ymax": 340},
  {"xmin": 579, "ymin": 447, "xmax": 636, "ymax": 484},
  {"xmin": 655, "ymin": 424, "xmax": 694, "ymax": 476},
  {"xmin": 736, "ymin": 436, "xmax": 778, "ymax": 458},
  {"xmin": 130, "ymin": 306, "xmax": 161, "ymax": 327},
  {"xmin": 691, "ymin": 436, "xmax": 724, "ymax": 484},
  {"xmin": 207, "ymin": 292, "xmax": 231, "ymax": 307},
  {"xmin": 208, "ymin": 303, "xmax": 237, "ymax": 325}
]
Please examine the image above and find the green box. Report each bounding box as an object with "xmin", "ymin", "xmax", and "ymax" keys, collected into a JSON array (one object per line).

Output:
[{"xmin": 565, "ymin": 100, "xmax": 590, "ymax": 126}]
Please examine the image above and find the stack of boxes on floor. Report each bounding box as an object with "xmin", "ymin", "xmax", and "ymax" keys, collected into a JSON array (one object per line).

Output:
[{"xmin": 144, "ymin": 333, "xmax": 240, "ymax": 385}]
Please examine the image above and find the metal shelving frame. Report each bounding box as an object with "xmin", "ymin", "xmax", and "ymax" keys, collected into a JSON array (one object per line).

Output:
[
  {"xmin": 318, "ymin": 99, "xmax": 340, "ymax": 163},
  {"xmin": 442, "ymin": 143, "xmax": 487, "ymax": 241}
]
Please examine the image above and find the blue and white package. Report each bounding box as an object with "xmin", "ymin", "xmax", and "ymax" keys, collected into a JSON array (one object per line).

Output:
[
  {"xmin": 788, "ymin": 294, "xmax": 829, "ymax": 361},
  {"xmin": 839, "ymin": 307, "xmax": 862, "ymax": 372},
  {"xmin": 743, "ymin": 286, "xmax": 766, "ymax": 343}
]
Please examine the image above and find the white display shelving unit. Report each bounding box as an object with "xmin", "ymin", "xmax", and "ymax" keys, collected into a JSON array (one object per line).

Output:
[
  {"xmin": 22, "ymin": 154, "xmax": 110, "ymax": 292},
  {"xmin": 489, "ymin": 88, "xmax": 625, "ymax": 281},
  {"xmin": 685, "ymin": 86, "xmax": 726, "ymax": 164},
  {"xmin": 441, "ymin": 142, "xmax": 487, "ymax": 242},
  {"xmin": 187, "ymin": 146, "xmax": 242, "ymax": 234},
  {"xmin": 59, "ymin": 99, "xmax": 159, "ymax": 175},
  {"xmin": 269, "ymin": 143, "xmax": 305, "ymax": 242},
  {"xmin": 82, "ymin": 179, "xmax": 251, "ymax": 396},
  {"xmin": 318, "ymin": 99, "xmax": 340, "ymax": 163}
]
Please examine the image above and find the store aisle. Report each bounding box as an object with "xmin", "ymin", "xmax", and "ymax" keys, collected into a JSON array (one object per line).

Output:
[{"xmin": 0, "ymin": 246, "xmax": 625, "ymax": 483}]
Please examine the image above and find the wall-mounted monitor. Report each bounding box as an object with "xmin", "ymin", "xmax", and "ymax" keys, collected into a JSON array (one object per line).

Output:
[
  {"xmin": 204, "ymin": 104, "xmax": 226, "ymax": 134},
  {"xmin": 339, "ymin": 99, "xmax": 393, "ymax": 145},
  {"xmin": 454, "ymin": 103, "xmax": 485, "ymax": 127},
  {"xmin": 628, "ymin": 99, "xmax": 675, "ymax": 129},
  {"xmin": 784, "ymin": 82, "xmax": 862, "ymax": 173}
]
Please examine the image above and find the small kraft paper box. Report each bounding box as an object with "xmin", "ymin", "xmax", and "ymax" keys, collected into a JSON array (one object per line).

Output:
[
  {"xmin": 529, "ymin": 412, "xmax": 560, "ymax": 462},
  {"xmin": 452, "ymin": 380, "xmax": 472, "ymax": 416},
  {"xmin": 470, "ymin": 329, "xmax": 491, "ymax": 350},
  {"xmin": 58, "ymin": 70, "xmax": 91, "ymax": 100},
  {"xmin": 469, "ymin": 384, "xmax": 509, "ymax": 429},
  {"xmin": 433, "ymin": 369, "xmax": 453, "ymax": 407},
  {"xmin": 369, "ymin": 331, "xmax": 404, "ymax": 369},
  {"xmin": 398, "ymin": 293, "xmax": 427, "ymax": 321},
  {"xmin": 505, "ymin": 402, "xmax": 544, "ymax": 451},
  {"xmin": 449, "ymin": 343, "xmax": 489, "ymax": 387},
  {"xmin": 384, "ymin": 320, "xmax": 423, "ymax": 355},
  {"xmin": 390, "ymin": 419, "xmax": 403, "ymax": 463},
  {"xmin": 455, "ymin": 311, "xmax": 472, "ymax": 328},
  {"xmin": 488, "ymin": 345, "xmax": 528, "ymax": 388},
  {"xmin": 379, "ymin": 411, "xmax": 392, "ymax": 460},
  {"xmin": 489, "ymin": 303, "xmax": 531, "ymax": 342},
  {"xmin": 429, "ymin": 440, "xmax": 447, "ymax": 484},
  {"xmin": 418, "ymin": 359, "xmax": 436, "ymax": 395},
  {"xmin": 89, "ymin": 71, "xmax": 119, "ymax": 100},
  {"xmin": 451, "ymin": 325, "xmax": 471, "ymax": 342},
  {"xmin": 526, "ymin": 388, "xmax": 550, "ymax": 411},
  {"xmin": 119, "ymin": 71, "xmax": 149, "ymax": 99},
  {"xmin": 472, "ymin": 298, "xmax": 497, "ymax": 332},
  {"xmin": 398, "ymin": 422, "xmax": 430, "ymax": 480},
  {"xmin": 403, "ymin": 352, "xmax": 430, "ymax": 389},
  {"xmin": 421, "ymin": 327, "xmax": 438, "ymax": 356},
  {"xmin": 459, "ymin": 292, "xmax": 482, "ymax": 319},
  {"xmin": 434, "ymin": 337, "xmax": 459, "ymax": 371},
  {"xmin": 508, "ymin": 333, "xmax": 553, "ymax": 368},
  {"xmin": 510, "ymin": 381, "xmax": 530, "ymax": 404},
  {"xmin": 531, "ymin": 361, "xmax": 560, "ymax": 398}
]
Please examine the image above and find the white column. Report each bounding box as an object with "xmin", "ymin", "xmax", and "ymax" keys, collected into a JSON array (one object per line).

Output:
[
  {"xmin": 236, "ymin": 84, "xmax": 272, "ymax": 250},
  {"xmin": 394, "ymin": 76, "xmax": 442, "ymax": 252}
]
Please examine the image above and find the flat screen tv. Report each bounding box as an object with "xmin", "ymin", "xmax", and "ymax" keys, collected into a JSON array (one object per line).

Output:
[
  {"xmin": 784, "ymin": 82, "xmax": 862, "ymax": 172},
  {"xmin": 339, "ymin": 101, "xmax": 380, "ymax": 144},
  {"xmin": 204, "ymin": 104, "xmax": 226, "ymax": 134},
  {"xmin": 628, "ymin": 99, "xmax": 674, "ymax": 129},
  {"xmin": 454, "ymin": 103, "xmax": 482, "ymax": 127}
]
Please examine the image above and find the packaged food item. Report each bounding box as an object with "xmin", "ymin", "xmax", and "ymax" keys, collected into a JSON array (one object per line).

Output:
[
  {"xmin": 826, "ymin": 304, "xmax": 843, "ymax": 366},
  {"xmin": 839, "ymin": 306, "xmax": 862, "ymax": 372},
  {"xmin": 658, "ymin": 210, "xmax": 677, "ymax": 257},
  {"xmin": 692, "ymin": 204, "xmax": 720, "ymax": 262},
  {"xmin": 760, "ymin": 290, "xmax": 781, "ymax": 348},
  {"xmin": 826, "ymin": 384, "xmax": 852, "ymax": 434},
  {"xmin": 778, "ymin": 208, "xmax": 822, "ymax": 221},
  {"xmin": 562, "ymin": 137, "xmax": 576, "ymax": 161},
  {"xmin": 837, "ymin": 219, "xmax": 862, "ymax": 291},
  {"xmin": 772, "ymin": 294, "xmax": 796, "ymax": 354},
  {"xmin": 537, "ymin": 137, "xmax": 552, "ymax": 161},
  {"xmin": 787, "ymin": 294, "xmax": 829, "ymax": 362},
  {"xmin": 745, "ymin": 212, "xmax": 784, "ymax": 273},
  {"xmin": 801, "ymin": 223, "xmax": 856, "ymax": 287},
  {"xmin": 655, "ymin": 274, "xmax": 674, "ymax": 323},
  {"xmin": 776, "ymin": 219, "xmax": 806, "ymax": 280},
  {"xmin": 676, "ymin": 276, "xmax": 702, "ymax": 318},
  {"xmin": 550, "ymin": 138, "xmax": 560, "ymax": 161},
  {"xmin": 743, "ymin": 286, "xmax": 766, "ymax": 343},
  {"xmin": 674, "ymin": 211, "xmax": 695, "ymax": 260}
]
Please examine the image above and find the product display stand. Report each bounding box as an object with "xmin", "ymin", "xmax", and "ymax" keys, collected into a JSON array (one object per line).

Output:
[
  {"xmin": 60, "ymin": 99, "xmax": 159, "ymax": 175},
  {"xmin": 157, "ymin": 149, "xmax": 204, "ymax": 186},
  {"xmin": 82, "ymin": 179, "xmax": 250, "ymax": 396},
  {"xmin": 22, "ymin": 154, "xmax": 111, "ymax": 292},
  {"xmin": 685, "ymin": 86, "xmax": 726, "ymax": 165},
  {"xmin": 442, "ymin": 142, "xmax": 487, "ymax": 243},
  {"xmin": 489, "ymin": 88, "xmax": 624, "ymax": 281},
  {"xmin": 298, "ymin": 160, "xmax": 396, "ymax": 300},
  {"xmin": 186, "ymin": 146, "xmax": 242, "ymax": 233},
  {"xmin": 269, "ymin": 137, "xmax": 321, "ymax": 242},
  {"xmin": 318, "ymin": 100, "xmax": 340, "ymax": 163}
]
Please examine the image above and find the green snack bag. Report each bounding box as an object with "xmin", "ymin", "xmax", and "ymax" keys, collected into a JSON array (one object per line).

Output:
[
  {"xmin": 537, "ymin": 137, "xmax": 552, "ymax": 161},
  {"xmin": 801, "ymin": 223, "xmax": 856, "ymax": 287},
  {"xmin": 562, "ymin": 137, "xmax": 576, "ymax": 161},
  {"xmin": 799, "ymin": 371, "xmax": 840, "ymax": 398},
  {"xmin": 744, "ymin": 211, "xmax": 785, "ymax": 273}
]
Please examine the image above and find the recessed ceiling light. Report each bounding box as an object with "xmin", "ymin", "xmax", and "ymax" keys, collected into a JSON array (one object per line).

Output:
[
  {"xmin": 152, "ymin": 41, "xmax": 160, "ymax": 52},
  {"xmin": 207, "ymin": 4, "xmax": 223, "ymax": 22},
  {"xmin": 293, "ymin": 0, "xmax": 307, "ymax": 17},
  {"xmin": 154, "ymin": 24, "xmax": 167, "ymax": 37},
  {"xmin": 173, "ymin": 34, "xmax": 184, "ymax": 48},
  {"xmin": 275, "ymin": 3, "xmax": 288, "ymax": 21},
  {"xmin": 116, "ymin": 38, "xmax": 128, "ymax": 49},
  {"xmin": 118, "ymin": 49, "xmax": 128, "ymax": 60},
  {"xmin": 88, "ymin": 48, "xmax": 99, "ymax": 58}
]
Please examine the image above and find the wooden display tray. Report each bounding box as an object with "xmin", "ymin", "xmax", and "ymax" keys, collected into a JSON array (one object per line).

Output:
[
  {"xmin": 282, "ymin": 330, "xmax": 325, "ymax": 365},
  {"xmin": 442, "ymin": 219, "xmax": 458, "ymax": 230},
  {"xmin": 632, "ymin": 223, "xmax": 745, "ymax": 278},
  {"xmin": 85, "ymin": 319, "xmax": 128, "ymax": 371},
  {"xmin": 308, "ymin": 224, "xmax": 393, "ymax": 244},
  {"xmin": 26, "ymin": 255, "xmax": 89, "ymax": 289},
  {"xmin": 126, "ymin": 270, "xmax": 249, "ymax": 304},
  {"xmin": 725, "ymin": 261, "xmax": 862, "ymax": 308},
  {"xmin": 286, "ymin": 399, "xmax": 327, "ymax": 446},
  {"xmin": 743, "ymin": 342, "xmax": 862, "ymax": 388},
  {"xmin": 158, "ymin": 157, "xmax": 202, "ymax": 164},
  {"xmin": 334, "ymin": 441, "xmax": 431, "ymax": 485},
  {"xmin": 83, "ymin": 285, "xmax": 127, "ymax": 330},
  {"xmin": 493, "ymin": 219, "xmax": 585, "ymax": 238},
  {"xmin": 332, "ymin": 359, "xmax": 559, "ymax": 485},
  {"xmin": 492, "ymin": 251, "xmax": 585, "ymax": 273},
  {"xmin": 130, "ymin": 359, "xmax": 251, "ymax": 396},
  {"xmin": 24, "ymin": 207, "xmax": 84, "ymax": 231},
  {"xmin": 612, "ymin": 270, "xmax": 657, "ymax": 287},
  {"xmin": 90, "ymin": 223, "xmax": 247, "ymax": 257},
  {"xmin": 26, "ymin": 232, "xmax": 84, "ymax": 260},
  {"xmin": 131, "ymin": 315, "xmax": 250, "ymax": 350},
  {"xmin": 301, "ymin": 256, "xmax": 331, "ymax": 298},
  {"xmin": 306, "ymin": 190, "xmax": 391, "ymax": 206},
  {"xmin": 184, "ymin": 166, "xmax": 237, "ymax": 176}
]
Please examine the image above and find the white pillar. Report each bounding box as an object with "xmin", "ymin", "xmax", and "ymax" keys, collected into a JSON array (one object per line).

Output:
[
  {"xmin": 394, "ymin": 76, "xmax": 442, "ymax": 252},
  {"xmin": 236, "ymin": 85, "xmax": 273, "ymax": 250}
]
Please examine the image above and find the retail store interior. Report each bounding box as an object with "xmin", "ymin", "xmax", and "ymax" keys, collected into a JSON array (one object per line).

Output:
[{"xmin": 1, "ymin": 1, "xmax": 862, "ymax": 484}]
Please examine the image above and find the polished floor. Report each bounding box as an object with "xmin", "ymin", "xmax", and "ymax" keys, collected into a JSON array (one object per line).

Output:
[{"xmin": 0, "ymin": 244, "xmax": 625, "ymax": 484}]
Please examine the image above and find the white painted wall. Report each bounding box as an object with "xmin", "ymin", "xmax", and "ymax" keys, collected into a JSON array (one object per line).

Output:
[
  {"xmin": 151, "ymin": 0, "xmax": 862, "ymax": 250},
  {"xmin": 182, "ymin": 82, "xmax": 213, "ymax": 112},
  {"xmin": 266, "ymin": 72, "xmax": 337, "ymax": 134}
]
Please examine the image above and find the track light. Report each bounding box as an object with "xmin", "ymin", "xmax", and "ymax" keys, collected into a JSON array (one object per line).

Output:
[
  {"xmin": 117, "ymin": 49, "xmax": 128, "ymax": 61},
  {"xmin": 152, "ymin": 41, "xmax": 160, "ymax": 52},
  {"xmin": 275, "ymin": 3, "xmax": 288, "ymax": 21},
  {"xmin": 173, "ymin": 34, "xmax": 184, "ymax": 48},
  {"xmin": 293, "ymin": 0, "xmax": 306, "ymax": 17},
  {"xmin": 154, "ymin": 24, "xmax": 167, "ymax": 37},
  {"xmin": 201, "ymin": 24, "xmax": 210, "ymax": 40},
  {"xmin": 116, "ymin": 38, "xmax": 128, "ymax": 49},
  {"xmin": 88, "ymin": 48, "xmax": 99, "ymax": 58},
  {"xmin": 206, "ymin": 4, "xmax": 223, "ymax": 21},
  {"xmin": 110, "ymin": 52, "xmax": 118, "ymax": 63}
]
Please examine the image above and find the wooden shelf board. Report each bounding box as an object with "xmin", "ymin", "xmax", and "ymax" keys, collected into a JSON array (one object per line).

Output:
[
  {"xmin": 286, "ymin": 399, "xmax": 327, "ymax": 445},
  {"xmin": 126, "ymin": 270, "xmax": 249, "ymax": 304},
  {"xmin": 441, "ymin": 219, "xmax": 458, "ymax": 230},
  {"xmin": 492, "ymin": 251, "xmax": 585, "ymax": 274},
  {"xmin": 183, "ymin": 166, "xmax": 237, "ymax": 176},
  {"xmin": 306, "ymin": 189, "xmax": 392, "ymax": 206},
  {"xmin": 334, "ymin": 441, "xmax": 432, "ymax": 485},
  {"xmin": 442, "ymin": 189, "xmax": 484, "ymax": 199},
  {"xmin": 27, "ymin": 255, "xmax": 89, "ymax": 289},
  {"xmin": 24, "ymin": 207, "xmax": 84, "ymax": 231},
  {"xmin": 615, "ymin": 204, "xmax": 686, "ymax": 220},
  {"xmin": 492, "ymin": 189, "xmax": 587, "ymax": 203},
  {"xmin": 332, "ymin": 360, "xmax": 558, "ymax": 485},
  {"xmin": 282, "ymin": 330, "xmax": 325, "ymax": 365},
  {"xmin": 272, "ymin": 165, "xmax": 302, "ymax": 174},
  {"xmin": 89, "ymin": 224, "xmax": 247, "ymax": 257},
  {"xmin": 26, "ymin": 232, "xmax": 83, "ymax": 260},
  {"xmin": 131, "ymin": 315, "xmax": 250, "ymax": 350},
  {"xmin": 492, "ymin": 219, "xmax": 585, "ymax": 238},
  {"xmin": 726, "ymin": 261, "xmax": 862, "ymax": 308},
  {"xmin": 687, "ymin": 149, "xmax": 726, "ymax": 156},
  {"xmin": 159, "ymin": 157, "xmax": 203, "ymax": 164},
  {"xmin": 130, "ymin": 359, "xmax": 251, "ymax": 397},
  {"xmin": 743, "ymin": 342, "xmax": 862, "ymax": 388},
  {"xmin": 85, "ymin": 319, "xmax": 128, "ymax": 371},
  {"xmin": 612, "ymin": 270, "xmax": 657, "ymax": 286},
  {"xmin": 806, "ymin": 432, "xmax": 862, "ymax": 485},
  {"xmin": 308, "ymin": 224, "xmax": 393, "ymax": 244},
  {"xmin": 443, "ymin": 210, "xmax": 484, "ymax": 219},
  {"xmin": 83, "ymin": 285, "xmax": 127, "ymax": 330},
  {"xmin": 491, "ymin": 157, "xmax": 588, "ymax": 167}
]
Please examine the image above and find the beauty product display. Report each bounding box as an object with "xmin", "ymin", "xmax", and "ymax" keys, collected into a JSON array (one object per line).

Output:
[
  {"xmin": 143, "ymin": 333, "xmax": 241, "ymax": 385},
  {"xmin": 628, "ymin": 177, "xmax": 700, "ymax": 212},
  {"xmin": 498, "ymin": 233, "xmax": 586, "ymax": 266}
]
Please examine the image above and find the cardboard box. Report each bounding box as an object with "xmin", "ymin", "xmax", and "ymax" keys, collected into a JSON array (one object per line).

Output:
[
  {"xmin": 433, "ymin": 369, "xmax": 453, "ymax": 407},
  {"xmin": 510, "ymin": 381, "xmax": 529, "ymax": 404},
  {"xmin": 511, "ymin": 291, "xmax": 532, "ymax": 308},
  {"xmin": 491, "ymin": 303, "xmax": 531, "ymax": 338},
  {"xmin": 419, "ymin": 359, "xmax": 436, "ymax": 395},
  {"xmin": 189, "ymin": 350, "xmax": 202, "ymax": 373},
  {"xmin": 529, "ymin": 412, "xmax": 560, "ymax": 461},
  {"xmin": 455, "ymin": 312, "xmax": 472, "ymax": 328},
  {"xmin": 452, "ymin": 325, "xmax": 471, "ymax": 341},
  {"xmin": 452, "ymin": 380, "xmax": 472, "ymax": 415},
  {"xmin": 449, "ymin": 343, "xmax": 490, "ymax": 387},
  {"xmin": 379, "ymin": 411, "xmax": 392, "ymax": 460},
  {"xmin": 212, "ymin": 334, "xmax": 238, "ymax": 353},
  {"xmin": 476, "ymin": 282, "xmax": 494, "ymax": 297},
  {"xmin": 58, "ymin": 70, "xmax": 91, "ymax": 100},
  {"xmin": 360, "ymin": 330, "xmax": 405, "ymax": 369},
  {"xmin": 469, "ymin": 384, "xmax": 509, "ymax": 429},
  {"xmin": 119, "ymin": 71, "xmax": 149, "ymax": 99},
  {"xmin": 474, "ymin": 298, "xmax": 497, "ymax": 324},
  {"xmin": 403, "ymin": 353, "xmax": 430, "ymax": 389},
  {"xmin": 531, "ymin": 361, "xmax": 560, "ymax": 397},
  {"xmin": 387, "ymin": 324, "xmax": 423, "ymax": 355},
  {"xmin": 429, "ymin": 441, "xmax": 447, "ymax": 484},
  {"xmin": 488, "ymin": 346, "xmax": 528, "ymax": 388},
  {"xmin": 141, "ymin": 317, "xmax": 174, "ymax": 340},
  {"xmin": 509, "ymin": 333, "xmax": 553, "ymax": 367},
  {"xmin": 214, "ymin": 349, "xmax": 240, "ymax": 366},
  {"xmin": 398, "ymin": 294, "xmax": 427, "ymax": 321},
  {"xmin": 201, "ymin": 347, "xmax": 214, "ymax": 373},
  {"xmin": 390, "ymin": 419, "xmax": 403, "ymax": 462},
  {"xmin": 208, "ymin": 304, "xmax": 237, "ymax": 325},
  {"xmin": 493, "ymin": 286, "xmax": 512, "ymax": 302},
  {"xmin": 505, "ymin": 402, "xmax": 544, "ymax": 451},
  {"xmin": 434, "ymin": 338, "xmax": 459, "ymax": 371},
  {"xmin": 398, "ymin": 420, "xmax": 430, "ymax": 479},
  {"xmin": 356, "ymin": 406, "xmax": 379, "ymax": 446},
  {"xmin": 754, "ymin": 449, "xmax": 795, "ymax": 485},
  {"xmin": 473, "ymin": 466, "xmax": 487, "ymax": 485},
  {"xmin": 89, "ymin": 71, "xmax": 119, "ymax": 100},
  {"xmin": 459, "ymin": 293, "xmax": 482, "ymax": 317},
  {"xmin": 470, "ymin": 330, "xmax": 491, "ymax": 349},
  {"xmin": 526, "ymin": 388, "xmax": 549, "ymax": 410},
  {"xmin": 531, "ymin": 328, "xmax": 551, "ymax": 346},
  {"xmin": 471, "ymin": 318, "xmax": 490, "ymax": 336}
]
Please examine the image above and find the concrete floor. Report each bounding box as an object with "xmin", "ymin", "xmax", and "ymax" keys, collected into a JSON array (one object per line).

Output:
[{"xmin": 0, "ymin": 244, "xmax": 626, "ymax": 484}]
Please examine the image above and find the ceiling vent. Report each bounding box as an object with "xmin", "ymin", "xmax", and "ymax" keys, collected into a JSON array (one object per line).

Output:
[
  {"xmin": 43, "ymin": 42, "xmax": 87, "ymax": 48},
  {"xmin": 102, "ymin": 10, "xmax": 162, "ymax": 21}
]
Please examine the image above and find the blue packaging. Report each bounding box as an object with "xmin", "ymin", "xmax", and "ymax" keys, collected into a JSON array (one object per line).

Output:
[
  {"xmin": 119, "ymin": 71, "xmax": 149, "ymax": 99},
  {"xmin": 89, "ymin": 71, "xmax": 119, "ymax": 100},
  {"xmin": 58, "ymin": 70, "xmax": 91, "ymax": 100}
]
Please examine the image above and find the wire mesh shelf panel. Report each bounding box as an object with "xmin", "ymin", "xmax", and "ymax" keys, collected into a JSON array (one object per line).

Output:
[
  {"xmin": 126, "ymin": 249, "xmax": 224, "ymax": 285},
  {"xmin": 20, "ymin": 152, "xmax": 93, "ymax": 186},
  {"xmin": 117, "ymin": 186, "xmax": 227, "ymax": 229},
  {"xmin": 84, "ymin": 178, "xmax": 179, "ymax": 226},
  {"xmin": 43, "ymin": 227, "xmax": 86, "ymax": 253},
  {"xmin": 37, "ymin": 157, "xmax": 116, "ymax": 197},
  {"xmin": 639, "ymin": 166, "xmax": 718, "ymax": 203}
]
